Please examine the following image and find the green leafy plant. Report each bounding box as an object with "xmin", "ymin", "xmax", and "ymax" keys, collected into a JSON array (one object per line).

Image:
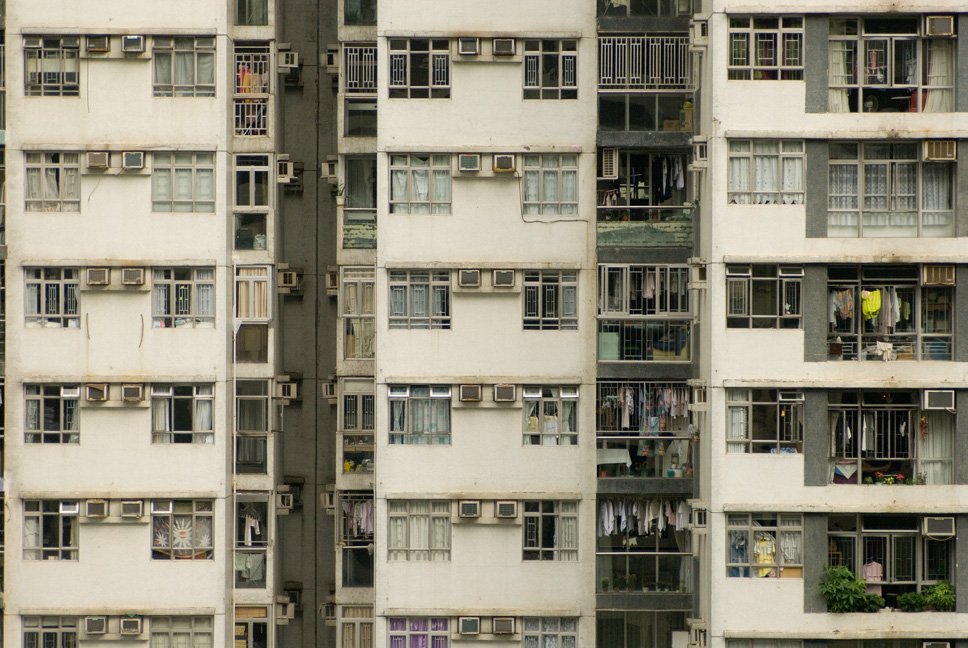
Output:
[
  {"xmin": 896, "ymin": 591, "xmax": 928, "ymax": 612},
  {"xmin": 600, "ymin": 577, "xmax": 610, "ymax": 592},
  {"xmin": 613, "ymin": 574, "xmax": 627, "ymax": 591},
  {"xmin": 926, "ymin": 581, "xmax": 956, "ymax": 612},
  {"xmin": 820, "ymin": 566, "xmax": 885, "ymax": 612}
]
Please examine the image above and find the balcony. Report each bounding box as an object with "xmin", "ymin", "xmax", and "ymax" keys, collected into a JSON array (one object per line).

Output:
[
  {"xmin": 598, "ymin": 552, "xmax": 692, "ymax": 593},
  {"xmin": 597, "ymin": 206, "xmax": 693, "ymax": 248},
  {"xmin": 234, "ymin": 45, "xmax": 270, "ymax": 137},
  {"xmin": 343, "ymin": 209, "xmax": 376, "ymax": 249},
  {"xmin": 599, "ymin": 319, "xmax": 691, "ymax": 361}
]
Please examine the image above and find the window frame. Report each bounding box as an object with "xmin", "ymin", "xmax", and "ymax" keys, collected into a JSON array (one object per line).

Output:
[
  {"xmin": 151, "ymin": 152, "xmax": 216, "ymax": 213},
  {"xmin": 24, "ymin": 500, "xmax": 79, "ymax": 560},
  {"xmin": 25, "ymin": 267, "xmax": 79, "ymax": 327},
  {"xmin": 235, "ymin": 379, "xmax": 271, "ymax": 475},
  {"xmin": 389, "ymin": 153, "xmax": 452, "ymax": 214},
  {"xmin": 388, "ymin": 270, "xmax": 451, "ymax": 330},
  {"xmin": 24, "ymin": 36, "xmax": 80, "ymax": 97},
  {"xmin": 598, "ymin": 264, "xmax": 690, "ymax": 317},
  {"xmin": 388, "ymin": 38, "xmax": 451, "ymax": 99},
  {"xmin": 151, "ymin": 499, "xmax": 215, "ymax": 560},
  {"xmin": 727, "ymin": 140, "xmax": 805, "ymax": 205},
  {"xmin": 523, "ymin": 385, "xmax": 579, "ymax": 446},
  {"xmin": 523, "ymin": 270, "xmax": 578, "ymax": 330},
  {"xmin": 523, "ymin": 500, "xmax": 579, "ymax": 561},
  {"xmin": 387, "ymin": 500, "xmax": 452, "ymax": 561},
  {"xmin": 388, "ymin": 618, "xmax": 450, "ymax": 648},
  {"xmin": 237, "ymin": 0, "xmax": 269, "ymax": 26},
  {"xmin": 235, "ymin": 266, "xmax": 272, "ymax": 321},
  {"xmin": 151, "ymin": 267, "xmax": 215, "ymax": 329},
  {"xmin": 24, "ymin": 152, "xmax": 81, "ymax": 212},
  {"xmin": 522, "ymin": 618, "xmax": 578, "ymax": 648},
  {"xmin": 342, "ymin": 267, "xmax": 376, "ymax": 359},
  {"xmin": 22, "ymin": 616, "xmax": 78, "ymax": 648},
  {"xmin": 727, "ymin": 512, "xmax": 803, "ymax": 577},
  {"xmin": 726, "ymin": 265, "xmax": 803, "ymax": 329},
  {"xmin": 388, "ymin": 385, "xmax": 452, "ymax": 445},
  {"xmin": 149, "ymin": 617, "xmax": 214, "ymax": 648},
  {"xmin": 727, "ymin": 16, "xmax": 804, "ymax": 80},
  {"xmin": 151, "ymin": 384, "xmax": 215, "ymax": 444},
  {"xmin": 522, "ymin": 154, "xmax": 579, "ymax": 215},
  {"xmin": 726, "ymin": 389, "xmax": 804, "ymax": 454},
  {"xmin": 25, "ymin": 384, "xmax": 79, "ymax": 444},
  {"xmin": 153, "ymin": 36, "xmax": 217, "ymax": 98},
  {"xmin": 524, "ymin": 39, "xmax": 578, "ymax": 99}
]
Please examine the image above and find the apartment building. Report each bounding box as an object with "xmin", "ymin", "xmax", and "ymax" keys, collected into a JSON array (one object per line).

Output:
[{"xmin": 2, "ymin": 0, "xmax": 968, "ymax": 647}]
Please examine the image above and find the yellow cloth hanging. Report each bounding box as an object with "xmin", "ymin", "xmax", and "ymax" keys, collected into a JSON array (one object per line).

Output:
[{"xmin": 862, "ymin": 289, "xmax": 881, "ymax": 320}]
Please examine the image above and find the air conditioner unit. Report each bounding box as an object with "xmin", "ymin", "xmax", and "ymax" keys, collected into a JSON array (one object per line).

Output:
[
  {"xmin": 86, "ymin": 151, "xmax": 110, "ymax": 169},
  {"xmin": 923, "ymin": 389, "xmax": 955, "ymax": 410},
  {"xmin": 324, "ymin": 45, "xmax": 339, "ymax": 73},
  {"xmin": 458, "ymin": 153, "xmax": 482, "ymax": 173},
  {"xmin": 276, "ymin": 492, "xmax": 295, "ymax": 512},
  {"xmin": 121, "ymin": 35, "xmax": 145, "ymax": 53},
  {"xmin": 86, "ymin": 35, "xmax": 110, "ymax": 53},
  {"xmin": 276, "ymin": 381, "xmax": 299, "ymax": 401},
  {"xmin": 923, "ymin": 516, "xmax": 955, "ymax": 537},
  {"xmin": 120, "ymin": 500, "xmax": 144, "ymax": 519},
  {"xmin": 493, "ymin": 384, "xmax": 516, "ymax": 402},
  {"xmin": 322, "ymin": 157, "xmax": 339, "ymax": 183},
  {"xmin": 691, "ymin": 507, "xmax": 708, "ymax": 528},
  {"xmin": 493, "ymin": 154, "xmax": 515, "ymax": 173},
  {"xmin": 87, "ymin": 267, "xmax": 111, "ymax": 286},
  {"xmin": 493, "ymin": 617, "xmax": 515, "ymax": 635},
  {"xmin": 458, "ymin": 38, "xmax": 480, "ymax": 56},
  {"xmin": 120, "ymin": 618, "xmax": 143, "ymax": 635},
  {"xmin": 86, "ymin": 383, "xmax": 109, "ymax": 402},
  {"xmin": 492, "ymin": 38, "xmax": 515, "ymax": 56},
  {"xmin": 459, "ymin": 500, "xmax": 481, "ymax": 518},
  {"xmin": 277, "ymin": 158, "xmax": 295, "ymax": 183},
  {"xmin": 922, "ymin": 264, "xmax": 956, "ymax": 286},
  {"xmin": 495, "ymin": 500, "xmax": 518, "ymax": 518},
  {"xmin": 278, "ymin": 270, "xmax": 299, "ymax": 290},
  {"xmin": 325, "ymin": 270, "xmax": 339, "ymax": 296},
  {"xmin": 121, "ymin": 267, "xmax": 145, "ymax": 286},
  {"xmin": 492, "ymin": 269, "xmax": 515, "ymax": 288},
  {"xmin": 322, "ymin": 382, "xmax": 337, "ymax": 401},
  {"xmin": 459, "ymin": 617, "xmax": 481, "ymax": 635},
  {"xmin": 24, "ymin": 36, "xmax": 43, "ymax": 49},
  {"xmin": 459, "ymin": 384, "xmax": 483, "ymax": 402},
  {"xmin": 458, "ymin": 269, "xmax": 481, "ymax": 287},
  {"xmin": 690, "ymin": 19, "xmax": 709, "ymax": 46},
  {"xmin": 85, "ymin": 499, "xmax": 109, "ymax": 518},
  {"xmin": 122, "ymin": 151, "xmax": 144, "ymax": 170},
  {"xmin": 923, "ymin": 140, "xmax": 957, "ymax": 161},
  {"xmin": 122, "ymin": 384, "xmax": 145, "ymax": 402},
  {"xmin": 279, "ymin": 51, "xmax": 300, "ymax": 70},
  {"xmin": 84, "ymin": 617, "xmax": 108, "ymax": 635},
  {"xmin": 600, "ymin": 148, "xmax": 619, "ymax": 179},
  {"xmin": 925, "ymin": 16, "xmax": 955, "ymax": 37},
  {"xmin": 276, "ymin": 599, "xmax": 296, "ymax": 624}
]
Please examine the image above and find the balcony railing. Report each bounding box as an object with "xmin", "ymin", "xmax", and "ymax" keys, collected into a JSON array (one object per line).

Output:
[
  {"xmin": 597, "ymin": 435, "xmax": 694, "ymax": 479},
  {"xmin": 599, "ymin": 36, "xmax": 690, "ymax": 91},
  {"xmin": 597, "ymin": 553, "xmax": 692, "ymax": 593},
  {"xmin": 599, "ymin": 319, "xmax": 691, "ymax": 361},
  {"xmin": 234, "ymin": 99, "xmax": 268, "ymax": 136},
  {"xmin": 828, "ymin": 335, "xmax": 952, "ymax": 362},
  {"xmin": 597, "ymin": 206, "xmax": 693, "ymax": 248},
  {"xmin": 343, "ymin": 208, "xmax": 376, "ymax": 249}
]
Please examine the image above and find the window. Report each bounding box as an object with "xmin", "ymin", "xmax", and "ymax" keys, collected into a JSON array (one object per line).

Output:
[
  {"xmin": 389, "ymin": 154, "xmax": 451, "ymax": 214},
  {"xmin": 340, "ymin": 607, "xmax": 374, "ymax": 648},
  {"xmin": 237, "ymin": 0, "xmax": 268, "ymax": 25},
  {"xmin": 828, "ymin": 142, "xmax": 954, "ymax": 237},
  {"xmin": 234, "ymin": 607, "xmax": 268, "ymax": 648},
  {"xmin": 727, "ymin": 513, "xmax": 803, "ymax": 577},
  {"xmin": 235, "ymin": 213, "xmax": 267, "ymax": 251},
  {"xmin": 524, "ymin": 39, "xmax": 578, "ymax": 99},
  {"xmin": 827, "ymin": 265, "xmax": 954, "ymax": 361},
  {"xmin": 596, "ymin": 152, "xmax": 689, "ymax": 214},
  {"xmin": 389, "ymin": 385, "xmax": 451, "ymax": 445},
  {"xmin": 598, "ymin": 36, "xmax": 690, "ymax": 91},
  {"xmin": 234, "ymin": 44, "xmax": 270, "ymax": 136},
  {"xmin": 235, "ymin": 497, "xmax": 269, "ymax": 588},
  {"xmin": 523, "ymin": 618, "xmax": 577, "ymax": 648},
  {"xmin": 523, "ymin": 271, "xmax": 578, "ymax": 330},
  {"xmin": 24, "ymin": 36, "xmax": 79, "ymax": 96},
  {"xmin": 25, "ymin": 268, "xmax": 79, "ymax": 327},
  {"xmin": 828, "ymin": 514, "xmax": 952, "ymax": 597},
  {"xmin": 235, "ymin": 266, "xmax": 271, "ymax": 320},
  {"xmin": 727, "ymin": 17, "xmax": 803, "ymax": 80},
  {"xmin": 150, "ymin": 617, "xmax": 214, "ymax": 648},
  {"xmin": 22, "ymin": 617, "xmax": 78, "ymax": 647},
  {"xmin": 829, "ymin": 391, "xmax": 953, "ymax": 485},
  {"xmin": 726, "ymin": 265, "xmax": 802, "ymax": 329},
  {"xmin": 388, "ymin": 500, "xmax": 451, "ymax": 560},
  {"xmin": 597, "ymin": 612, "xmax": 687, "ymax": 648},
  {"xmin": 235, "ymin": 155, "xmax": 269, "ymax": 208},
  {"xmin": 388, "ymin": 619, "xmax": 449, "ymax": 648},
  {"xmin": 829, "ymin": 17, "xmax": 955, "ymax": 113},
  {"xmin": 597, "ymin": 0, "xmax": 688, "ymax": 17},
  {"xmin": 25, "ymin": 152, "xmax": 80, "ymax": 212},
  {"xmin": 153, "ymin": 37, "xmax": 216, "ymax": 97},
  {"xmin": 344, "ymin": 44, "xmax": 377, "ymax": 94},
  {"xmin": 236, "ymin": 324, "xmax": 268, "ymax": 363},
  {"xmin": 523, "ymin": 500, "xmax": 578, "ymax": 560},
  {"xmin": 343, "ymin": 267, "xmax": 375, "ymax": 359},
  {"xmin": 340, "ymin": 493, "xmax": 374, "ymax": 587},
  {"xmin": 151, "ymin": 500, "xmax": 214, "ymax": 559},
  {"xmin": 152, "ymin": 152, "xmax": 215, "ymax": 212},
  {"xmin": 24, "ymin": 500, "xmax": 78, "ymax": 560},
  {"xmin": 727, "ymin": 140, "xmax": 804, "ymax": 205},
  {"xmin": 344, "ymin": 156, "xmax": 377, "ymax": 248},
  {"xmin": 152, "ymin": 268, "xmax": 215, "ymax": 328},
  {"xmin": 726, "ymin": 390, "xmax": 803, "ymax": 454},
  {"xmin": 346, "ymin": 99, "xmax": 377, "ymax": 137},
  {"xmin": 388, "ymin": 39, "xmax": 450, "ymax": 98},
  {"xmin": 235, "ymin": 380, "xmax": 270, "ymax": 475},
  {"xmin": 25, "ymin": 385, "xmax": 79, "ymax": 444},
  {"xmin": 523, "ymin": 386, "xmax": 579, "ymax": 445},
  {"xmin": 598, "ymin": 265, "xmax": 689, "ymax": 316},
  {"xmin": 341, "ymin": 379, "xmax": 375, "ymax": 474},
  {"xmin": 345, "ymin": 0, "xmax": 376, "ymax": 25},
  {"xmin": 151, "ymin": 384, "xmax": 214, "ymax": 444},
  {"xmin": 388, "ymin": 270, "xmax": 451, "ymax": 329},
  {"xmin": 522, "ymin": 154, "xmax": 578, "ymax": 215}
]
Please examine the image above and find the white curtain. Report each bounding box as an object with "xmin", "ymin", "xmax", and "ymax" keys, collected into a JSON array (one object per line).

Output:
[
  {"xmin": 781, "ymin": 156, "xmax": 804, "ymax": 204},
  {"xmin": 387, "ymin": 502, "xmax": 409, "ymax": 560},
  {"xmin": 727, "ymin": 155, "xmax": 750, "ymax": 204},
  {"xmin": 828, "ymin": 41, "xmax": 852, "ymax": 112},
  {"xmin": 197, "ymin": 52, "xmax": 215, "ymax": 86},
  {"xmin": 922, "ymin": 163, "xmax": 953, "ymax": 233},
  {"xmin": 560, "ymin": 170, "xmax": 578, "ymax": 214},
  {"xmin": 175, "ymin": 52, "xmax": 195, "ymax": 86},
  {"xmin": 153, "ymin": 398, "xmax": 172, "ymax": 442},
  {"xmin": 25, "ymin": 400, "xmax": 39, "ymax": 431},
  {"xmin": 411, "ymin": 169, "xmax": 430, "ymax": 213},
  {"xmin": 828, "ymin": 162, "xmax": 859, "ymax": 231},
  {"xmin": 154, "ymin": 54, "xmax": 172, "ymax": 85},
  {"xmin": 726, "ymin": 405, "xmax": 747, "ymax": 453},
  {"xmin": 523, "ymin": 171, "xmax": 540, "ymax": 214},
  {"xmin": 194, "ymin": 397, "xmax": 213, "ymax": 443},
  {"xmin": 752, "ymin": 142, "xmax": 779, "ymax": 204},
  {"xmin": 23, "ymin": 517, "xmax": 39, "ymax": 553},
  {"xmin": 431, "ymin": 170, "xmax": 450, "ymax": 213},
  {"xmin": 557, "ymin": 502, "xmax": 578, "ymax": 560},
  {"xmin": 920, "ymin": 411, "xmax": 953, "ymax": 485},
  {"xmin": 390, "ymin": 169, "xmax": 409, "ymax": 212},
  {"xmin": 389, "ymin": 286, "xmax": 406, "ymax": 317},
  {"xmin": 924, "ymin": 40, "xmax": 953, "ymax": 113},
  {"xmin": 430, "ymin": 502, "xmax": 451, "ymax": 560}
]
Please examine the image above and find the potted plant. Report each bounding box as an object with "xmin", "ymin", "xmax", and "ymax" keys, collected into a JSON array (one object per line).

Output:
[
  {"xmin": 627, "ymin": 573, "xmax": 639, "ymax": 591},
  {"xmin": 614, "ymin": 574, "xmax": 627, "ymax": 591},
  {"xmin": 600, "ymin": 576, "xmax": 610, "ymax": 592},
  {"xmin": 897, "ymin": 591, "xmax": 928, "ymax": 612},
  {"xmin": 820, "ymin": 566, "xmax": 885, "ymax": 612},
  {"xmin": 926, "ymin": 581, "xmax": 956, "ymax": 611}
]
